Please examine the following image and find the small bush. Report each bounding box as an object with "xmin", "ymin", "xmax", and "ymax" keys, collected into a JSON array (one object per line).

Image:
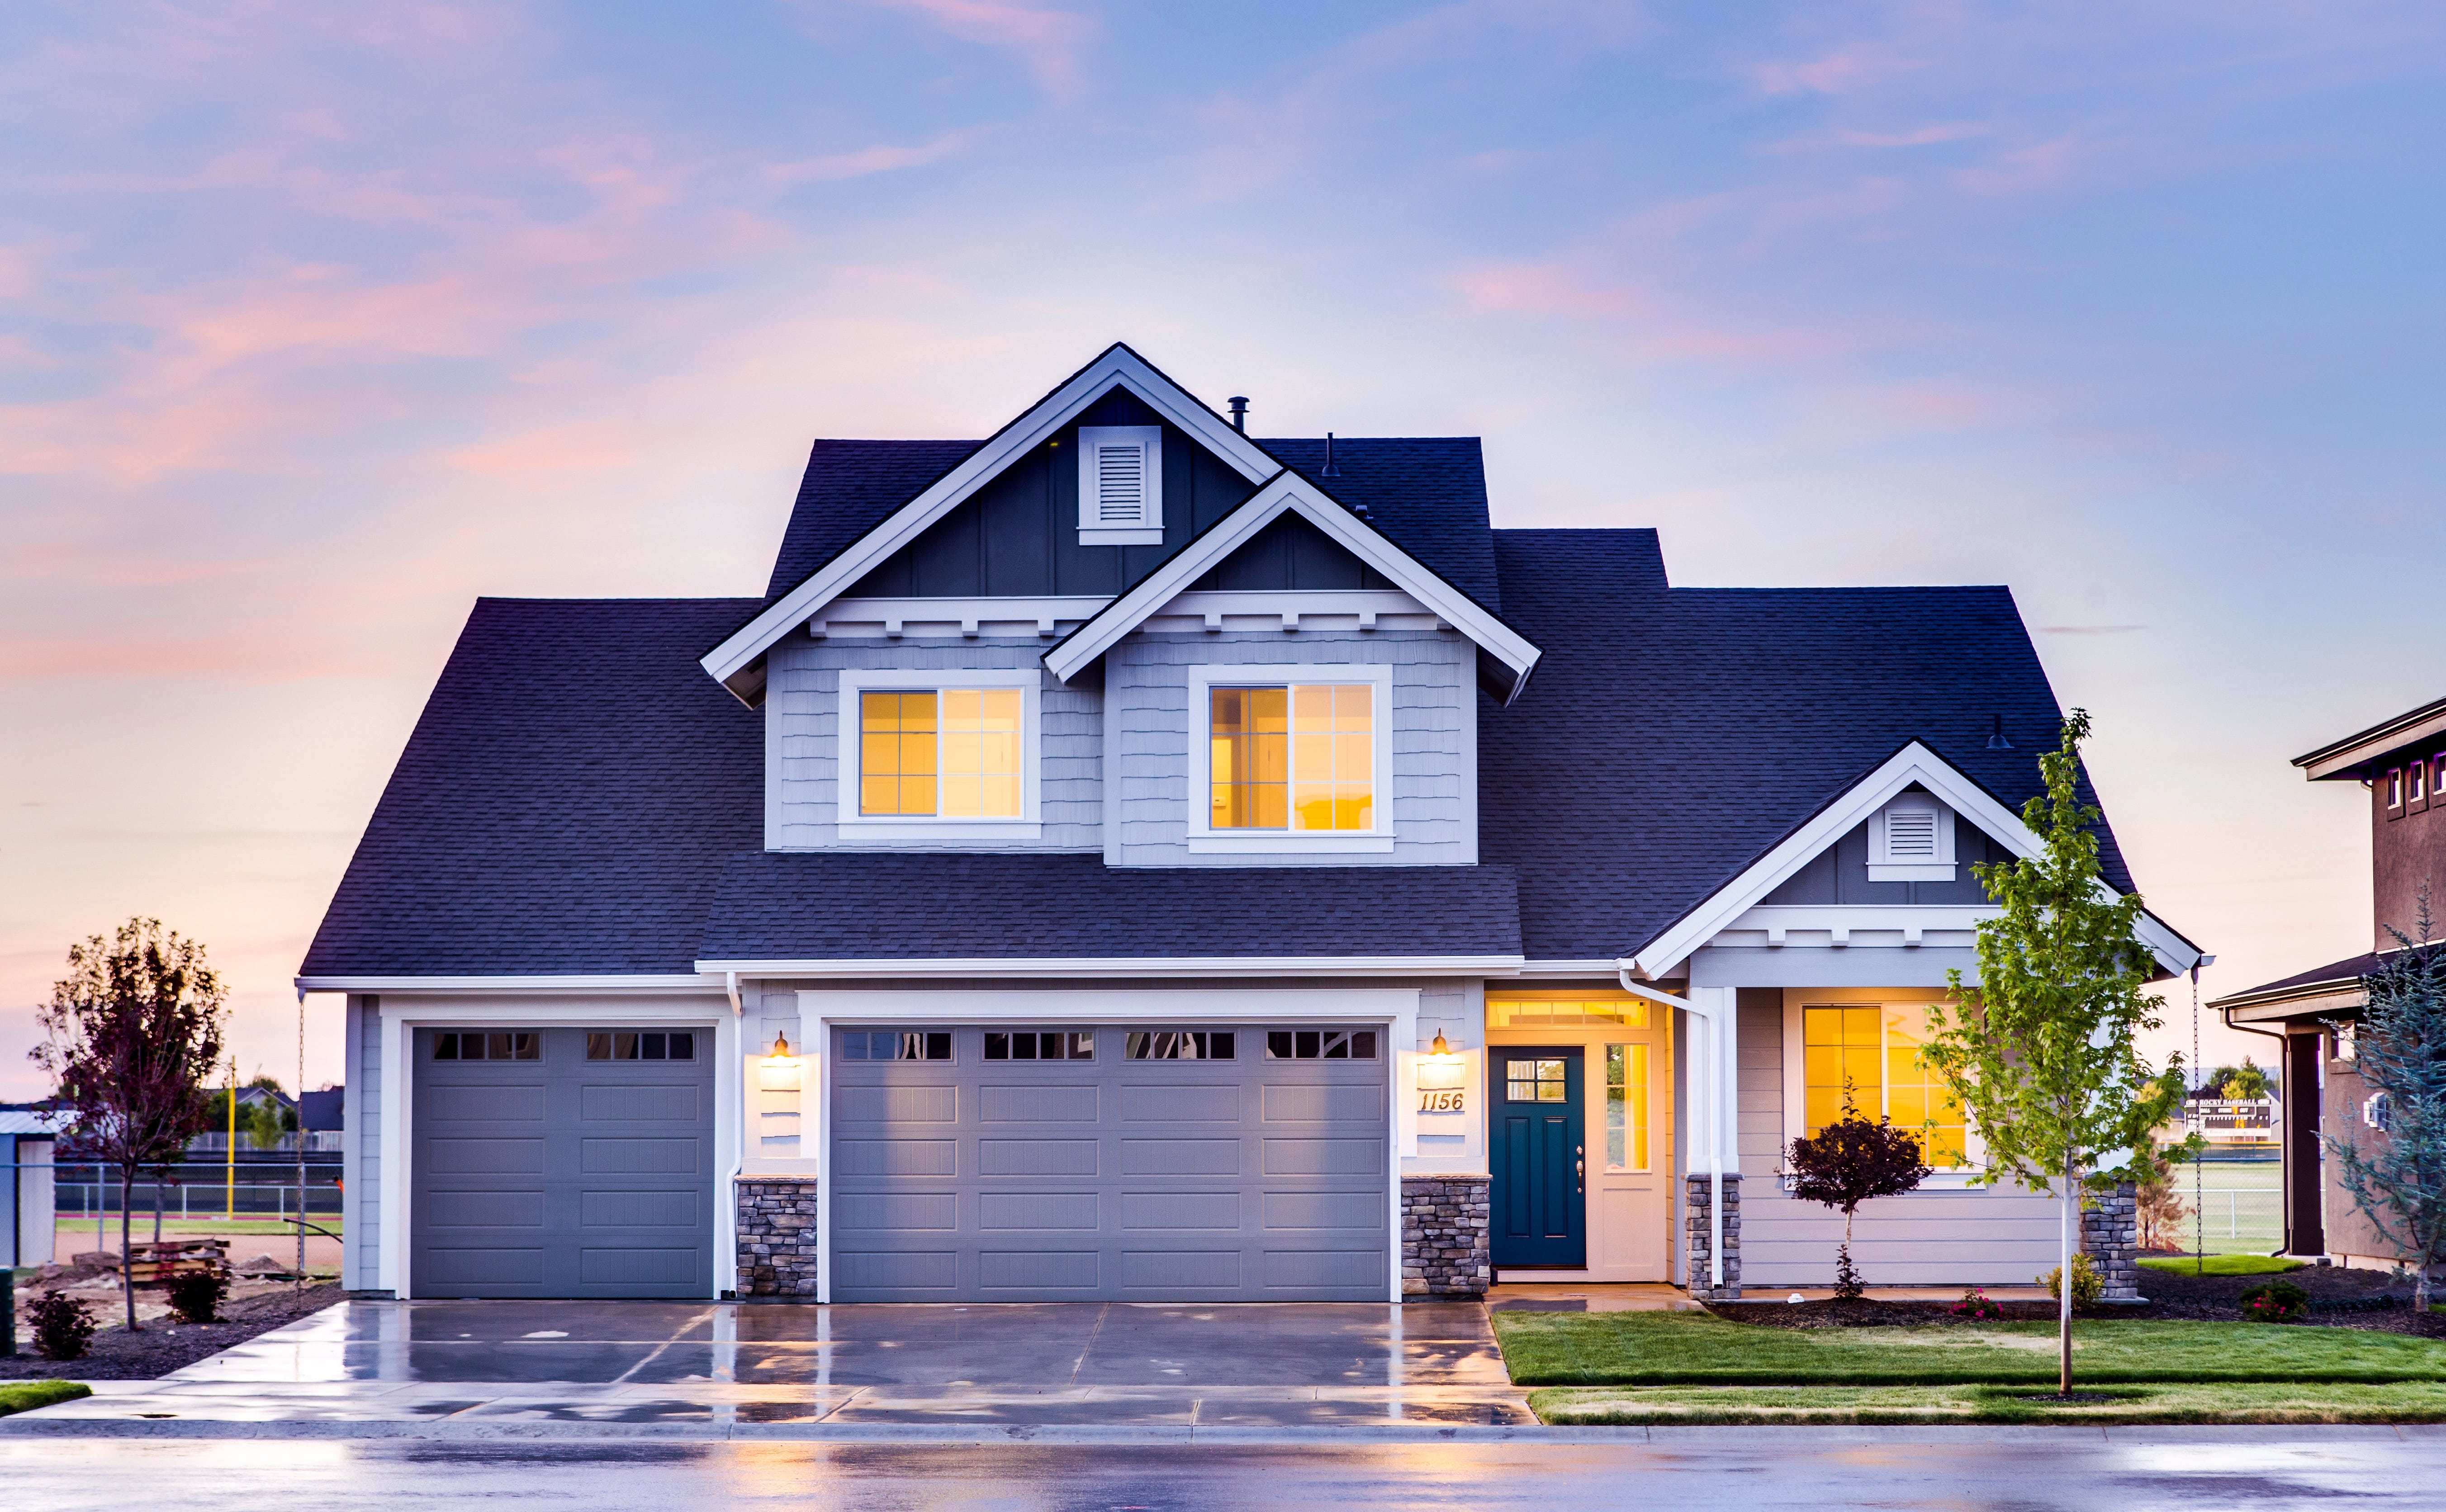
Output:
[
  {"xmin": 2239, "ymin": 1280, "xmax": 2310, "ymax": 1323},
  {"xmin": 2039, "ymin": 1254, "xmax": 2104, "ymax": 1307},
  {"xmin": 166, "ymin": 1269, "xmax": 228, "ymax": 1325},
  {"xmin": 30, "ymin": 1293, "xmax": 98, "ymax": 1361},
  {"xmin": 1950, "ymin": 1286, "xmax": 2005, "ymax": 1321}
]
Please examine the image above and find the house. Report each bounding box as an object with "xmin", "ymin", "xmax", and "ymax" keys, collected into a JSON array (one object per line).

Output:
[
  {"xmin": 298, "ymin": 343, "xmax": 2201, "ymax": 1303},
  {"xmin": 2213, "ymin": 695, "xmax": 2446, "ymax": 1268}
]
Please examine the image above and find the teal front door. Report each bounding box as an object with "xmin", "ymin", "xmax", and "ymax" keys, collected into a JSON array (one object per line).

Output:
[{"xmin": 1489, "ymin": 1048, "xmax": 1586, "ymax": 1268}]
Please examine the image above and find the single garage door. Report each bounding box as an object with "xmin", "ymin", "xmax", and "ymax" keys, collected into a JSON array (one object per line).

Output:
[
  {"xmin": 411, "ymin": 1025, "xmax": 714, "ymax": 1298},
  {"xmin": 830, "ymin": 1024, "xmax": 1389, "ymax": 1302}
]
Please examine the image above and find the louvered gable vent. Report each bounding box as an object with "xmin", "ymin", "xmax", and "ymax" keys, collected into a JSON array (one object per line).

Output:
[
  {"xmin": 1077, "ymin": 424, "xmax": 1163, "ymax": 544},
  {"xmin": 1868, "ymin": 791, "xmax": 1957, "ymax": 881},
  {"xmin": 1882, "ymin": 805, "xmax": 1939, "ymax": 859}
]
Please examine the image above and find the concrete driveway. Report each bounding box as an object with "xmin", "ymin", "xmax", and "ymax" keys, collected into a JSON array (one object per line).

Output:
[{"xmin": 10, "ymin": 1298, "xmax": 1531, "ymax": 1431}]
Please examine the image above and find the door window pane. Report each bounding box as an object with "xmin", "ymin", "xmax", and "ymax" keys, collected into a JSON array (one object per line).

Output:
[
  {"xmin": 1606, "ymin": 1043, "xmax": 1649, "ymax": 1170},
  {"xmin": 1506, "ymin": 1058, "xmax": 1567, "ymax": 1102}
]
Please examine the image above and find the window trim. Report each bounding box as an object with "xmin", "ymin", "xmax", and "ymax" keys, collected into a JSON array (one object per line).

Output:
[
  {"xmin": 1779, "ymin": 990, "xmax": 1984, "ymax": 1182},
  {"xmin": 1076, "ymin": 424, "xmax": 1164, "ymax": 545},
  {"xmin": 1867, "ymin": 791, "xmax": 1957, "ymax": 882},
  {"xmin": 834, "ymin": 667, "xmax": 1043, "ymax": 839},
  {"xmin": 1184, "ymin": 663, "xmax": 1396, "ymax": 853}
]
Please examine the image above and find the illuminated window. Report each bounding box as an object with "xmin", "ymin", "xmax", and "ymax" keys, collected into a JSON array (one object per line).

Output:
[
  {"xmin": 1605, "ymin": 1043, "xmax": 1649, "ymax": 1171},
  {"xmin": 1209, "ymin": 684, "xmax": 1373, "ymax": 831},
  {"xmin": 1801, "ymin": 1004, "xmax": 1968, "ymax": 1167},
  {"xmin": 1505, "ymin": 1058, "xmax": 1567, "ymax": 1102},
  {"xmin": 1485, "ymin": 995, "xmax": 1650, "ymax": 1029},
  {"xmin": 860, "ymin": 689, "xmax": 1021, "ymax": 817}
]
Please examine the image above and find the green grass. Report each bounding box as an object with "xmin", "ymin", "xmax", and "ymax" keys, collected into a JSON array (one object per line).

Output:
[
  {"xmin": 0, "ymin": 1382, "xmax": 92, "ymax": 1418},
  {"xmin": 1491, "ymin": 1309, "xmax": 2446, "ymax": 1387},
  {"xmin": 2139, "ymin": 1254, "xmax": 2303, "ymax": 1277},
  {"xmin": 1530, "ymin": 1381, "xmax": 2446, "ymax": 1426}
]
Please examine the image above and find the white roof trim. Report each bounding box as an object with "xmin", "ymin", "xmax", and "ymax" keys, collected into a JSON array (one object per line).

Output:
[
  {"xmin": 696, "ymin": 954, "xmax": 1526, "ymax": 979},
  {"xmin": 296, "ymin": 975, "xmax": 724, "ymax": 994},
  {"xmin": 1623, "ymin": 742, "xmax": 2202, "ymax": 981},
  {"xmin": 1042, "ymin": 471, "xmax": 1541, "ymax": 695},
  {"xmin": 702, "ymin": 345, "xmax": 1279, "ymax": 697}
]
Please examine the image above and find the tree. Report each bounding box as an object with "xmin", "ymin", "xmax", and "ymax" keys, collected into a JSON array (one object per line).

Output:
[
  {"xmin": 2201, "ymin": 1059, "xmax": 2271, "ymax": 1100},
  {"xmin": 2132, "ymin": 1134, "xmax": 2199, "ymax": 1252},
  {"xmin": 31, "ymin": 919, "xmax": 229, "ymax": 1332},
  {"xmin": 1920, "ymin": 709, "xmax": 2189, "ymax": 1396},
  {"xmin": 1786, "ymin": 1089, "xmax": 1930, "ymax": 1298},
  {"xmin": 2323, "ymin": 912, "xmax": 2446, "ymax": 1309}
]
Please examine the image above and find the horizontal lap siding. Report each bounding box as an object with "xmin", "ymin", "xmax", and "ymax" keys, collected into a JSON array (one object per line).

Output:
[
  {"xmin": 1743, "ymin": 1189, "xmax": 2071, "ymax": 1286},
  {"xmin": 768, "ymin": 640, "xmax": 1101, "ymax": 850},
  {"xmin": 1109, "ymin": 630, "xmax": 1475, "ymax": 867}
]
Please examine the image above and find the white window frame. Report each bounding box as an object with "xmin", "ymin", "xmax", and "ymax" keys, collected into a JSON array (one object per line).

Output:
[
  {"xmin": 1185, "ymin": 662, "xmax": 1395, "ymax": 854},
  {"xmin": 1867, "ymin": 790, "xmax": 1956, "ymax": 882},
  {"xmin": 834, "ymin": 667, "xmax": 1043, "ymax": 840},
  {"xmin": 1780, "ymin": 988, "xmax": 1986, "ymax": 1186},
  {"xmin": 1077, "ymin": 424, "xmax": 1163, "ymax": 546}
]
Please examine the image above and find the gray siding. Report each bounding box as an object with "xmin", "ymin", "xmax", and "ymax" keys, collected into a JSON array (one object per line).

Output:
[
  {"xmin": 1735, "ymin": 990, "xmax": 1783, "ymax": 1177},
  {"xmin": 1760, "ymin": 808, "xmax": 2015, "ymax": 907},
  {"xmin": 1105, "ymin": 629, "xmax": 1476, "ymax": 867},
  {"xmin": 767, "ymin": 638, "xmax": 1102, "ymax": 850},
  {"xmin": 347, "ymin": 995, "xmax": 380, "ymax": 1291}
]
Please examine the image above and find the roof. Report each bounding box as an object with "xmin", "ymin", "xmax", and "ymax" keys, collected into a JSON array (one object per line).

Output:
[
  {"xmin": 0, "ymin": 1109, "xmax": 62, "ymax": 1137},
  {"xmin": 300, "ymin": 598, "xmax": 763, "ymax": 977},
  {"xmin": 2294, "ymin": 694, "xmax": 2446, "ymax": 780},
  {"xmin": 697, "ymin": 853, "xmax": 1521, "ymax": 964},
  {"xmin": 2212, "ymin": 949, "xmax": 2385, "ymax": 1019},
  {"xmin": 757, "ymin": 435, "xmax": 1504, "ymax": 614},
  {"xmin": 299, "ymin": 1088, "xmax": 345, "ymax": 1131},
  {"xmin": 1479, "ymin": 529, "xmax": 2135, "ymax": 962}
]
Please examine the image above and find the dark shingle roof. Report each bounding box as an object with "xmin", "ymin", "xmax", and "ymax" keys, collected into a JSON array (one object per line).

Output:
[
  {"xmin": 299, "ymin": 598, "xmax": 763, "ymax": 977},
  {"xmin": 1480, "ymin": 529, "xmax": 2136, "ymax": 962},
  {"xmin": 699, "ymin": 854, "xmax": 1520, "ymax": 961},
  {"xmin": 758, "ymin": 435, "xmax": 1502, "ymax": 612},
  {"xmin": 2215, "ymin": 950, "xmax": 2385, "ymax": 1010}
]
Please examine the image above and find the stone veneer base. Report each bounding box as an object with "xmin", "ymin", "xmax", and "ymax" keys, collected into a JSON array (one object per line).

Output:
[
  {"xmin": 1684, "ymin": 1172, "xmax": 1742, "ymax": 1300},
  {"xmin": 736, "ymin": 1178, "xmax": 820, "ymax": 1297},
  {"xmin": 1401, "ymin": 1175, "xmax": 1491, "ymax": 1298}
]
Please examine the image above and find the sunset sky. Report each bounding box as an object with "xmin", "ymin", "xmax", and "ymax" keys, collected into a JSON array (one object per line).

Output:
[{"xmin": 3, "ymin": 2, "xmax": 2441, "ymax": 1098}]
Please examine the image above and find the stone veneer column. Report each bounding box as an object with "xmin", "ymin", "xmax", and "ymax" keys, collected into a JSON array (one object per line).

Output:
[
  {"xmin": 2081, "ymin": 1181, "xmax": 2140, "ymax": 1301},
  {"xmin": 1683, "ymin": 1173, "xmax": 1743, "ymax": 1300},
  {"xmin": 1400, "ymin": 1175, "xmax": 1490, "ymax": 1297},
  {"xmin": 735, "ymin": 1178, "xmax": 820, "ymax": 1297}
]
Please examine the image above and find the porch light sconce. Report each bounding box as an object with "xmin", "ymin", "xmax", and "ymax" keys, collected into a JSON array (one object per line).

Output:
[
  {"xmin": 1428, "ymin": 1031, "xmax": 1458, "ymax": 1062},
  {"xmin": 766, "ymin": 1033, "xmax": 796, "ymax": 1067}
]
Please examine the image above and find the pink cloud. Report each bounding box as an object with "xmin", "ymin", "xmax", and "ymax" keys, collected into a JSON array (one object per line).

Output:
[
  {"xmin": 863, "ymin": 0, "xmax": 1095, "ymax": 102},
  {"xmin": 1753, "ymin": 43, "xmax": 1931, "ymax": 96},
  {"xmin": 1951, "ymin": 133, "xmax": 2082, "ymax": 196},
  {"xmin": 769, "ymin": 130, "xmax": 980, "ymax": 184}
]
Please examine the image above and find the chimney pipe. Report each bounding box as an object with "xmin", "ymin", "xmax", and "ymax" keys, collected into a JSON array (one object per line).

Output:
[{"xmin": 1228, "ymin": 396, "xmax": 1248, "ymax": 433}]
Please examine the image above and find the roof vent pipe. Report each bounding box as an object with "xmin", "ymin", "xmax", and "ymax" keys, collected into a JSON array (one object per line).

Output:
[
  {"xmin": 1228, "ymin": 396, "xmax": 1248, "ymax": 432},
  {"xmin": 1986, "ymin": 714, "xmax": 2014, "ymax": 751},
  {"xmin": 1323, "ymin": 431, "xmax": 1337, "ymax": 477}
]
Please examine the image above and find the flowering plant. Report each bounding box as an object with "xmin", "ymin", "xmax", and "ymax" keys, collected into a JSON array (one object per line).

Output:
[{"xmin": 1950, "ymin": 1286, "xmax": 2002, "ymax": 1321}]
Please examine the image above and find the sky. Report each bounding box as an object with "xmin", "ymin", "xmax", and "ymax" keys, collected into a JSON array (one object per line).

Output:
[{"xmin": 2, "ymin": 0, "xmax": 2441, "ymax": 1100}]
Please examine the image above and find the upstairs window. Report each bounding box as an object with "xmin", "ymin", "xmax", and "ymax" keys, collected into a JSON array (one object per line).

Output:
[
  {"xmin": 1209, "ymin": 684, "xmax": 1373, "ymax": 831},
  {"xmin": 1868, "ymin": 791, "xmax": 1956, "ymax": 881},
  {"xmin": 861, "ymin": 689, "xmax": 1021, "ymax": 817},
  {"xmin": 1076, "ymin": 425, "xmax": 1162, "ymax": 545}
]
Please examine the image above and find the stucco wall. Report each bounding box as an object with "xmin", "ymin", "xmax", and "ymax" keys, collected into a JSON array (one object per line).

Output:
[{"xmin": 2321, "ymin": 1055, "xmax": 2413, "ymax": 1263}]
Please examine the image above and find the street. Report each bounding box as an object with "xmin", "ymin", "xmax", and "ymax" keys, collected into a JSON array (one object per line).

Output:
[{"xmin": 5, "ymin": 1431, "xmax": 2439, "ymax": 1510}]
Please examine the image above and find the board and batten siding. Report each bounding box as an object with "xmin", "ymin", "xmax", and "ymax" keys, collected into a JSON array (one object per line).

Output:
[
  {"xmin": 1735, "ymin": 988, "xmax": 2068, "ymax": 1288},
  {"xmin": 766, "ymin": 638, "xmax": 1102, "ymax": 850},
  {"xmin": 1104, "ymin": 629, "xmax": 1476, "ymax": 867},
  {"xmin": 344, "ymin": 994, "xmax": 380, "ymax": 1292}
]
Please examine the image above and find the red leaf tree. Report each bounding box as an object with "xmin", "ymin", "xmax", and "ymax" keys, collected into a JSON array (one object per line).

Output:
[
  {"xmin": 33, "ymin": 919, "xmax": 228, "ymax": 1332},
  {"xmin": 1787, "ymin": 1096, "xmax": 1932, "ymax": 1299}
]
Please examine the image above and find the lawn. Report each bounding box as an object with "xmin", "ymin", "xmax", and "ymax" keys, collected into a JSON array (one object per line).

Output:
[
  {"xmin": 0, "ymin": 1382, "xmax": 92, "ymax": 1418},
  {"xmin": 1531, "ymin": 1381, "xmax": 2446, "ymax": 1426},
  {"xmin": 2139, "ymin": 1255, "xmax": 2302, "ymax": 1277},
  {"xmin": 1492, "ymin": 1309, "xmax": 2446, "ymax": 1387}
]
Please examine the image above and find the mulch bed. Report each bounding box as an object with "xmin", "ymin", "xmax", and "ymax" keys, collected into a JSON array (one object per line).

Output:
[
  {"xmin": 2, "ymin": 1282, "xmax": 345, "ymax": 1380},
  {"xmin": 1709, "ymin": 1264, "xmax": 2446, "ymax": 1338}
]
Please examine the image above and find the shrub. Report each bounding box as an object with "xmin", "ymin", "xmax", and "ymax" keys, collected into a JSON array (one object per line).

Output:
[
  {"xmin": 2239, "ymin": 1280, "xmax": 2310, "ymax": 1323},
  {"xmin": 2039, "ymin": 1253, "xmax": 2104, "ymax": 1307},
  {"xmin": 1950, "ymin": 1286, "xmax": 2005, "ymax": 1321},
  {"xmin": 166, "ymin": 1269, "xmax": 228, "ymax": 1325},
  {"xmin": 30, "ymin": 1293, "xmax": 98, "ymax": 1361}
]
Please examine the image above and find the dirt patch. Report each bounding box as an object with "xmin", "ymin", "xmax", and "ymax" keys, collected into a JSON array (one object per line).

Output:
[{"xmin": 1, "ymin": 1282, "xmax": 344, "ymax": 1380}]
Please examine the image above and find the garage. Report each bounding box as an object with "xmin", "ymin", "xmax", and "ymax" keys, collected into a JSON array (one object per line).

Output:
[
  {"xmin": 829, "ymin": 1024, "xmax": 1390, "ymax": 1302},
  {"xmin": 411, "ymin": 1025, "xmax": 714, "ymax": 1298}
]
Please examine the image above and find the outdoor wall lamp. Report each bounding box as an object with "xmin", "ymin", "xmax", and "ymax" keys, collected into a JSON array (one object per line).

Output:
[
  {"xmin": 765, "ymin": 1032, "xmax": 796, "ymax": 1067},
  {"xmin": 1427, "ymin": 1031, "xmax": 1460, "ymax": 1063}
]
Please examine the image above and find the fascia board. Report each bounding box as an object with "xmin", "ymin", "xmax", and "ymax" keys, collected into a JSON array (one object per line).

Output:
[
  {"xmin": 702, "ymin": 345, "xmax": 1280, "ymax": 690},
  {"xmin": 695, "ymin": 954, "xmax": 1526, "ymax": 979},
  {"xmin": 1043, "ymin": 474, "xmax": 1541, "ymax": 685},
  {"xmin": 2296, "ymin": 702, "xmax": 2446, "ymax": 780},
  {"xmin": 295, "ymin": 974, "xmax": 723, "ymax": 993},
  {"xmin": 1626, "ymin": 742, "xmax": 2203, "ymax": 980}
]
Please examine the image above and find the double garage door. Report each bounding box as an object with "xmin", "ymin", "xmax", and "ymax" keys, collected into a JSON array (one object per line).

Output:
[
  {"xmin": 410, "ymin": 1025, "xmax": 714, "ymax": 1299},
  {"xmin": 830, "ymin": 1025, "xmax": 1391, "ymax": 1302}
]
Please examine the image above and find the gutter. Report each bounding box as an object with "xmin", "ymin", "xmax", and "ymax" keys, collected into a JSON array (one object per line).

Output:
[{"xmin": 1617, "ymin": 970, "xmax": 1731, "ymax": 1293}]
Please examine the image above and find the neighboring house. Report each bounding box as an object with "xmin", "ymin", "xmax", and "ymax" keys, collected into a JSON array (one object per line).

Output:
[
  {"xmin": 2214, "ymin": 695, "xmax": 2446, "ymax": 1267},
  {"xmin": 0, "ymin": 1106, "xmax": 60, "ymax": 1269},
  {"xmin": 299, "ymin": 344, "xmax": 2202, "ymax": 1303}
]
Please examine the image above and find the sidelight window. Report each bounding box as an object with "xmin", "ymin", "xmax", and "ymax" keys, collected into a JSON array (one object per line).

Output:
[{"xmin": 1604, "ymin": 1044, "xmax": 1649, "ymax": 1170}]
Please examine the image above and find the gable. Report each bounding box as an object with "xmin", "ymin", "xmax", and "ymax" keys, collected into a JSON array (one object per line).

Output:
[
  {"xmin": 1194, "ymin": 511, "xmax": 1392, "ymax": 593},
  {"xmin": 839, "ymin": 388, "xmax": 1265, "ymax": 600},
  {"xmin": 1759, "ymin": 794, "xmax": 2019, "ymax": 907}
]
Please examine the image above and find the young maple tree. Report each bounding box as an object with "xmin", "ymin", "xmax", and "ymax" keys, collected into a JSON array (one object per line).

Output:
[
  {"xmin": 1920, "ymin": 709, "xmax": 2189, "ymax": 1396},
  {"xmin": 2324, "ymin": 909, "xmax": 2446, "ymax": 1309},
  {"xmin": 1786, "ymin": 1091, "xmax": 1930, "ymax": 1299},
  {"xmin": 32, "ymin": 919, "xmax": 229, "ymax": 1332}
]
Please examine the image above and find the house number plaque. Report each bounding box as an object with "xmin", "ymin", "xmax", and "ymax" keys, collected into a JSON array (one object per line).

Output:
[{"xmin": 1418, "ymin": 1087, "xmax": 1467, "ymax": 1114}]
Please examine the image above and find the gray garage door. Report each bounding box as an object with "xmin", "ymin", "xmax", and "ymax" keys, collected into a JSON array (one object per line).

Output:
[
  {"xmin": 411, "ymin": 1025, "xmax": 713, "ymax": 1298},
  {"xmin": 830, "ymin": 1025, "xmax": 1390, "ymax": 1302}
]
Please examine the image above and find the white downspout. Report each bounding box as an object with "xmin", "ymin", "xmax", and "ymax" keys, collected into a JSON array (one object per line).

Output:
[
  {"xmin": 725, "ymin": 971, "xmax": 744, "ymax": 1300},
  {"xmin": 1618, "ymin": 969, "xmax": 1728, "ymax": 1292}
]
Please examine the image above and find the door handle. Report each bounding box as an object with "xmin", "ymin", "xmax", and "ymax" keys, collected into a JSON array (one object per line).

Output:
[{"xmin": 1575, "ymin": 1143, "xmax": 1585, "ymax": 1193}]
